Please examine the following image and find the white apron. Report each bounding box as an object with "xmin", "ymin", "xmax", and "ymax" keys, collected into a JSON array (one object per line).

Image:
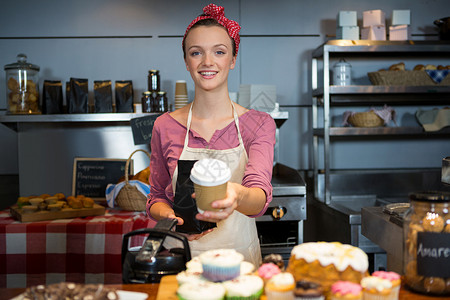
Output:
[{"xmin": 171, "ymin": 102, "xmax": 261, "ymax": 266}]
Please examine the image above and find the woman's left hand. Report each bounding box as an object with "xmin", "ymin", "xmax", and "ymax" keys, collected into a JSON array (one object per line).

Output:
[{"xmin": 194, "ymin": 182, "xmax": 241, "ymax": 223}]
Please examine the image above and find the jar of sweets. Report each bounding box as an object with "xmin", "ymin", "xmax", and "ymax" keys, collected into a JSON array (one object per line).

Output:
[{"xmin": 403, "ymin": 191, "xmax": 450, "ymax": 295}]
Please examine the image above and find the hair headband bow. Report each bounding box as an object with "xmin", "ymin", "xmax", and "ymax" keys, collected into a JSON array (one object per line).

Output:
[{"xmin": 183, "ymin": 3, "xmax": 241, "ymax": 55}]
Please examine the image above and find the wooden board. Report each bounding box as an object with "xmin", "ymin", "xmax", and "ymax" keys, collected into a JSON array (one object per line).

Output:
[
  {"xmin": 10, "ymin": 204, "xmax": 105, "ymax": 222},
  {"xmin": 156, "ymin": 275, "xmax": 268, "ymax": 300}
]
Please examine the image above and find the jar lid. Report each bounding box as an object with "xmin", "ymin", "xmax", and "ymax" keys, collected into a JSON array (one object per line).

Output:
[
  {"xmin": 409, "ymin": 190, "xmax": 450, "ymax": 202},
  {"xmin": 157, "ymin": 91, "xmax": 166, "ymax": 95},
  {"xmin": 149, "ymin": 69, "xmax": 159, "ymax": 73},
  {"xmin": 4, "ymin": 54, "xmax": 40, "ymax": 71},
  {"xmin": 142, "ymin": 91, "xmax": 151, "ymax": 95},
  {"xmin": 334, "ymin": 58, "xmax": 351, "ymax": 68}
]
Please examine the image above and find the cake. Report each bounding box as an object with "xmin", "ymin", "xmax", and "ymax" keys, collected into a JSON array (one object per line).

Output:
[
  {"xmin": 286, "ymin": 242, "xmax": 369, "ymax": 292},
  {"xmin": 360, "ymin": 276, "xmax": 393, "ymax": 300},
  {"xmin": 177, "ymin": 281, "xmax": 226, "ymax": 300},
  {"xmin": 199, "ymin": 249, "xmax": 244, "ymax": 282},
  {"xmin": 265, "ymin": 272, "xmax": 296, "ymax": 300},
  {"xmin": 330, "ymin": 281, "xmax": 362, "ymax": 300},
  {"xmin": 223, "ymin": 275, "xmax": 264, "ymax": 299},
  {"xmin": 294, "ymin": 279, "xmax": 325, "ymax": 300},
  {"xmin": 22, "ymin": 282, "xmax": 118, "ymax": 299}
]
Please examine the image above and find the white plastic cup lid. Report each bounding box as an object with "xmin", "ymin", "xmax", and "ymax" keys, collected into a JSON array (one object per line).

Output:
[{"xmin": 190, "ymin": 158, "xmax": 231, "ymax": 186}]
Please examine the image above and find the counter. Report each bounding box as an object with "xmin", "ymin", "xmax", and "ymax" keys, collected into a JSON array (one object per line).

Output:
[{"xmin": 0, "ymin": 279, "xmax": 441, "ymax": 300}]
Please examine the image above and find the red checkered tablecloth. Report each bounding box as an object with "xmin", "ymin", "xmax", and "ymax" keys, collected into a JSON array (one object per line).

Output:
[{"xmin": 0, "ymin": 208, "xmax": 156, "ymax": 288}]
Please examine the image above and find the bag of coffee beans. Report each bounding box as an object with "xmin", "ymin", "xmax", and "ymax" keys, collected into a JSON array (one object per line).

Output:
[
  {"xmin": 94, "ymin": 80, "xmax": 113, "ymax": 113},
  {"xmin": 115, "ymin": 80, "xmax": 133, "ymax": 113},
  {"xmin": 42, "ymin": 80, "xmax": 63, "ymax": 114}
]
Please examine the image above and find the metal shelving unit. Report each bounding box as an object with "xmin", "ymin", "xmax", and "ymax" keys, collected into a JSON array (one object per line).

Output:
[{"xmin": 312, "ymin": 40, "xmax": 450, "ymax": 204}]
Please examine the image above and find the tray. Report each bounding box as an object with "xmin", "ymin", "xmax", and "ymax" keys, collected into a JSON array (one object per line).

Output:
[
  {"xmin": 156, "ymin": 275, "xmax": 268, "ymax": 300},
  {"xmin": 10, "ymin": 204, "xmax": 106, "ymax": 222}
]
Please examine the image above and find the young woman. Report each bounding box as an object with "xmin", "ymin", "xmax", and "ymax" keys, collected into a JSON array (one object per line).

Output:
[{"xmin": 146, "ymin": 3, "xmax": 276, "ymax": 266}]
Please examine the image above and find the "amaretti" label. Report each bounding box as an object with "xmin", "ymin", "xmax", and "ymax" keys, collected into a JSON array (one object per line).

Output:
[{"xmin": 416, "ymin": 232, "xmax": 450, "ymax": 278}]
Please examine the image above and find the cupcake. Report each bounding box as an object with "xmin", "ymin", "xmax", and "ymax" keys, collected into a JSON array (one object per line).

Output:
[
  {"xmin": 330, "ymin": 281, "xmax": 362, "ymax": 300},
  {"xmin": 223, "ymin": 275, "xmax": 264, "ymax": 300},
  {"xmin": 240, "ymin": 261, "xmax": 255, "ymax": 275},
  {"xmin": 372, "ymin": 271, "xmax": 400, "ymax": 299},
  {"xmin": 199, "ymin": 249, "xmax": 244, "ymax": 282},
  {"xmin": 177, "ymin": 281, "xmax": 225, "ymax": 300},
  {"xmin": 176, "ymin": 269, "xmax": 206, "ymax": 285},
  {"xmin": 361, "ymin": 276, "xmax": 393, "ymax": 300},
  {"xmin": 186, "ymin": 256, "xmax": 203, "ymax": 273},
  {"xmin": 294, "ymin": 280, "xmax": 324, "ymax": 300},
  {"xmin": 257, "ymin": 263, "xmax": 281, "ymax": 283},
  {"xmin": 263, "ymin": 254, "xmax": 285, "ymax": 270},
  {"xmin": 265, "ymin": 272, "xmax": 296, "ymax": 300}
]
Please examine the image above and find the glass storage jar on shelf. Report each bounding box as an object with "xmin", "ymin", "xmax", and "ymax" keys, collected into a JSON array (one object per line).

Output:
[
  {"xmin": 403, "ymin": 191, "xmax": 450, "ymax": 296},
  {"xmin": 4, "ymin": 53, "xmax": 41, "ymax": 114}
]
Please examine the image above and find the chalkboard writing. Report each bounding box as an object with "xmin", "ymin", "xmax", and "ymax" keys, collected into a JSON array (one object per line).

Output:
[
  {"xmin": 417, "ymin": 232, "xmax": 450, "ymax": 278},
  {"xmin": 130, "ymin": 114, "xmax": 160, "ymax": 145},
  {"xmin": 72, "ymin": 158, "xmax": 132, "ymax": 200}
]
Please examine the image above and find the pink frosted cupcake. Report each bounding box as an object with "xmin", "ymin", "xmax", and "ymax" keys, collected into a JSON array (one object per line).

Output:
[
  {"xmin": 257, "ymin": 263, "xmax": 281, "ymax": 283},
  {"xmin": 372, "ymin": 271, "xmax": 401, "ymax": 299},
  {"xmin": 330, "ymin": 281, "xmax": 362, "ymax": 300}
]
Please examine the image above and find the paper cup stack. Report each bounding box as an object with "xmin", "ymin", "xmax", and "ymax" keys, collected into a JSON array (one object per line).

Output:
[{"xmin": 175, "ymin": 80, "xmax": 189, "ymax": 110}]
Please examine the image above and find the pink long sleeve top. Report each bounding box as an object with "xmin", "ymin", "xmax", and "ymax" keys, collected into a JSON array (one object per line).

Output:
[{"xmin": 146, "ymin": 109, "xmax": 276, "ymax": 220}]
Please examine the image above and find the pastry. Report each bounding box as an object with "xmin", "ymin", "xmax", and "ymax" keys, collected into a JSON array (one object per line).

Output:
[
  {"xmin": 257, "ymin": 263, "xmax": 281, "ymax": 283},
  {"xmin": 67, "ymin": 197, "xmax": 83, "ymax": 209},
  {"xmin": 82, "ymin": 197, "xmax": 95, "ymax": 208},
  {"xmin": 425, "ymin": 64, "xmax": 437, "ymax": 70},
  {"xmin": 286, "ymin": 242, "xmax": 369, "ymax": 293},
  {"xmin": 360, "ymin": 276, "xmax": 392, "ymax": 300},
  {"xmin": 295, "ymin": 279, "xmax": 325, "ymax": 300},
  {"xmin": 223, "ymin": 274, "xmax": 264, "ymax": 299},
  {"xmin": 28, "ymin": 197, "xmax": 44, "ymax": 206},
  {"xmin": 389, "ymin": 62, "xmax": 405, "ymax": 71},
  {"xmin": 44, "ymin": 196, "xmax": 58, "ymax": 205},
  {"xmin": 422, "ymin": 213, "xmax": 445, "ymax": 232},
  {"xmin": 265, "ymin": 272, "xmax": 296, "ymax": 300},
  {"xmin": 263, "ymin": 253, "xmax": 285, "ymax": 270},
  {"xmin": 413, "ymin": 64, "xmax": 425, "ymax": 71},
  {"xmin": 330, "ymin": 281, "xmax": 362, "ymax": 300},
  {"xmin": 372, "ymin": 271, "xmax": 401, "ymax": 299},
  {"xmin": 177, "ymin": 281, "xmax": 225, "ymax": 300},
  {"xmin": 22, "ymin": 205, "xmax": 38, "ymax": 213},
  {"xmin": 423, "ymin": 277, "xmax": 446, "ymax": 294},
  {"xmin": 199, "ymin": 249, "xmax": 243, "ymax": 282}
]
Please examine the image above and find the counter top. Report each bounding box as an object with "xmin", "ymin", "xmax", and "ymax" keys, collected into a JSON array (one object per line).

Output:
[{"xmin": 0, "ymin": 279, "xmax": 442, "ymax": 300}]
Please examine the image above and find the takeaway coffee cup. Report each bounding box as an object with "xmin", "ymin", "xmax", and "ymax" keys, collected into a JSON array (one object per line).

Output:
[{"xmin": 190, "ymin": 158, "xmax": 231, "ymax": 213}]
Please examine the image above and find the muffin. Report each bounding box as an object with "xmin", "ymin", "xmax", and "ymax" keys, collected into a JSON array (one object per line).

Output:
[
  {"xmin": 257, "ymin": 263, "xmax": 281, "ymax": 283},
  {"xmin": 263, "ymin": 253, "xmax": 285, "ymax": 270},
  {"xmin": 176, "ymin": 270, "xmax": 205, "ymax": 285},
  {"xmin": 186, "ymin": 256, "xmax": 203, "ymax": 273},
  {"xmin": 177, "ymin": 281, "xmax": 225, "ymax": 300},
  {"xmin": 294, "ymin": 279, "xmax": 324, "ymax": 300},
  {"xmin": 360, "ymin": 276, "xmax": 393, "ymax": 300},
  {"xmin": 240, "ymin": 261, "xmax": 255, "ymax": 275},
  {"xmin": 372, "ymin": 271, "xmax": 400, "ymax": 299},
  {"xmin": 29, "ymin": 197, "xmax": 44, "ymax": 206},
  {"xmin": 82, "ymin": 197, "xmax": 95, "ymax": 208},
  {"xmin": 199, "ymin": 249, "xmax": 243, "ymax": 282},
  {"xmin": 44, "ymin": 197, "xmax": 58, "ymax": 205},
  {"xmin": 22, "ymin": 205, "xmax": 38, "ymax": 213},
  {"xmin": 223, "ymin": 275, "xmax": 263, "ymax": 300},
  {"xmin": 265, "ymin": 272, "xmax": 296, "ymax": 300},
  {"xmin": 330, "ymin": 281, "xmax": 362, "ymax": 300}
]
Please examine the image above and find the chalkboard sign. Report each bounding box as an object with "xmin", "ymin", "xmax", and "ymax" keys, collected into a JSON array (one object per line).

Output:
[
  {"xmin": 130, "ymin": 114, "xmax": 160, "ymax": 145},
  {"xmin": 72, "ymin": 158, "xmax": 132, "ymax": 200}
]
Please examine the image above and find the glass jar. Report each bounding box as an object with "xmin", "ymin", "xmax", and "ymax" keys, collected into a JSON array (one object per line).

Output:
[
  {"xmin": 332, "ymin": 58, "xmax": 352, "ymax": 86},
  {"xmin": 141, "ymin": 91, "xmax": 153, "ymax": 113},
  {"xmin": 403, "ymin": 191, "xmax": 450, "ymax": 295},
  {"xmin": 155, "ymin": 91, "xmax": 168, "ymax": 112},
  {"xmin": 148, "ymin": 69, "xmax": 160, "ymax": 92},
  {"xmin": 4, "ymin": 53, "xmax": 41, "ymax": 114}
]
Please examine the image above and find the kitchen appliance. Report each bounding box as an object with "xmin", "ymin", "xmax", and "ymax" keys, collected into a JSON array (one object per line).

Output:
[
  {"xmin": 434, "ymin": 17, "xmax": 450, "ymax": 40},
  {"xmin": 122, "ymin": 218, "xmax": 191, "ymax": 284}
]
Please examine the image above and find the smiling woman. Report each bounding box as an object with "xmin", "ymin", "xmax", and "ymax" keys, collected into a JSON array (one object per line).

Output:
[{"xmin": 146, "ymin": 3, "xmax": 276, "ymax": 267}]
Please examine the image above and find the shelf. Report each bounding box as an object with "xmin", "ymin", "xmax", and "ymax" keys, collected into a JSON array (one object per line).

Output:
[
  {"xmin": 313, "ymin": 85, "xmax": 450, "ymax": 97},
  {"xmin": 313, "ymin": 126, "xmax": 450, "ymax": 137},
  {"xmin": 312, "ymin": 40, "xmax": 450, "ymax": 57}
]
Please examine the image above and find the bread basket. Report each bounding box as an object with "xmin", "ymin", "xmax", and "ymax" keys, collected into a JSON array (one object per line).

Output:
[
  {"xmin": 116, "ymin": 149, "xmax": 151, "ymax": 211},
  {"xmin": 348, "ymin": 111, "xmax": 384, "ymax": 127}
]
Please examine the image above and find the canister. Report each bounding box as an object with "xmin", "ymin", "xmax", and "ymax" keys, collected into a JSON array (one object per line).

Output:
[
  {"xmin": 4, "ymin": 54, "xmax": 41, "ymax": 114},
  {"xmin": 332, "ymin": 58, "xmax": 352, "ymax": 86},
  {"xmin": 154, "ymin": 91, "xmax": 168, "ymax": 113},
  {"xmin": 403, "ymin": 191, "xmax": 450, "ymax": 295}
]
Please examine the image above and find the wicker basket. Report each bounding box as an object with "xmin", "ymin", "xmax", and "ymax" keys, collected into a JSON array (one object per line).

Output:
[
  {"xmin": 348, "ymin": 111, "xmax": 384, "ymax": 127},
  {"xmin": 115, "ymin": 149, "xmax": 151, "ymax": 211},
  {"xmin": 368, "ymin": 70, "xmax": 450, "ymax": 86}
]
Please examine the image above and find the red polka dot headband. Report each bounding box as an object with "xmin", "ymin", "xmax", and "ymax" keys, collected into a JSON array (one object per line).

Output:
[{"xmin": 183, "ymin": 3, "xmax": 241, "ymax": 55}]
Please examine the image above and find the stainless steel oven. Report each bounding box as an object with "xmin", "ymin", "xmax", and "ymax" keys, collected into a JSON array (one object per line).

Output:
[{"xmin": 256, "ymin": 163, "xmax": 306, "ymax": 263}]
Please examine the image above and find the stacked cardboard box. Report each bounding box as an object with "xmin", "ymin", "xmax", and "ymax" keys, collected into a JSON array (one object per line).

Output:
[
  {"xmin": 361, "ymin": 9, "xmax": 386, "ymax": 40},
  {"xmin": 336, "ymin": 11, "xmax": 359, "ymax": 40},
  {"xmin": 389, "ymin": 10, "xmax": 411, "ymax": 41}
]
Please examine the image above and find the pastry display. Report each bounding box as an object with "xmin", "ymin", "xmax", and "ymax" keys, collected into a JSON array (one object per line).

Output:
[
  {"xmin": 286, "ymin": 242, "xmax": 369, "ymax": 293},
  {"xmin": 21, "ymin": 282, "xmax": 118, "ymax": 300},
  {"xmin": 7, "ymin": 77, "xmax": 40, "ymax": 114},
  {"xmin": 14, "ymin": 193, "xmax": 97, "ymax": 213}
]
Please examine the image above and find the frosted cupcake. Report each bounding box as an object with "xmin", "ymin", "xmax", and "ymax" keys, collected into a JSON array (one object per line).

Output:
[
  {"xmin": 186, "ymin": 256, "xmax": 203, "ymax": 273},
  {"xmin": 223, "ymin": 275, "xmax": 264, "ymax": 300},
  {"xmin": 265, "ymin": 272, "xmax": 296, "ymax": 300},
  {"xmin": 199, "ymin": 249, "xmax": 244, "ymax": 282},
  {"xmin": 294, "ymin": 279, "xmax": 324, "ymax": 300},
  {"xmin": 372, "ymin": 271, "xmax": 401, "ymax": 299},
  {"xmin": 176, "ymin": 269, "xmax": 206, "ymax": 285},
  {"xmin": 361, "ymin": 276, "xmax": 393, "ymax": 300},
  {"xmin": 177, "ymin": 281, "xmax": 225, "ymax": 300},
  {"xmin": 330, "ymin": 281, "xmax": 362, "ymax": 300},
  {"xmin": 240, "ymin": 261, "xmax": 255, "ymax": 275},
  {"xmin": 257, "ymin": 263, "xmax": 281, "ymax": 283}
]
